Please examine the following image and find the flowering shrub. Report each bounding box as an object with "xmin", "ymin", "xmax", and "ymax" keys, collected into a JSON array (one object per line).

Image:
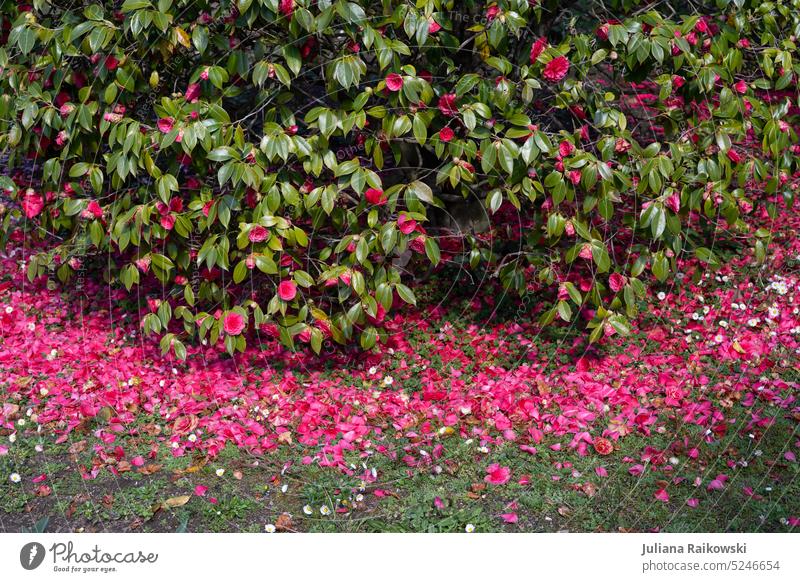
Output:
[{"xmin": 1, "ymin": 0, "xmax": 798, "ymax": 357}]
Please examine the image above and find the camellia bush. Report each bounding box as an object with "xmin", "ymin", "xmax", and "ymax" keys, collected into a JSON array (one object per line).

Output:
[{"xmin": 1, "ymin": 0, "xmax": 798, "ymax": 357}]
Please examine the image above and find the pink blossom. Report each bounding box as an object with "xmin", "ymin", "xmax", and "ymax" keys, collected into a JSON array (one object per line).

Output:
[
  {"xmin": 385, "ymin": 73, "xmax": 403, "ymax": 92},
  {"xmin": 484, "ymin": 463, "xmax": 511, "ymax": 485},
  {"xmin": 278, "ymin": 280, "xmax": 297, "ymax": 301},
  {"xmin": 223, "ymin": 312, "xmax": 246, "ymax": 335},
  {"xmin": 542, "ymin": 56, "xmax": 570, "ymax": 82}
]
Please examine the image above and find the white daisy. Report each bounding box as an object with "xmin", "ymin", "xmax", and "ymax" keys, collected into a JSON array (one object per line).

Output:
[
  {"xmin": 303, "ymin": 505, "xmax": 313, "ymax": 515},
  {"xmin": 465, "ymin": 523, "xmax": 476, "ymax": 533},
  {"xmin": 9, "ymin": 473, "xmax": 21, "ymax": 483},
  {"xmin": 320, "ymin": 505, "xmax": 331, "ymax": 516},
  {"xmin": 215, "ymin": 468, "xmax": 225, "ymax": 477},
  {"xmin": 264, "ymin": 524, "xmax": 276, "ymax": 533}
]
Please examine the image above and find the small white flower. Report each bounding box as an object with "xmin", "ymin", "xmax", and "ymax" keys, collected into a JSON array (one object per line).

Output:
[
  {"xmin": 27, "ymin": 323, "xmax": 35, "ymax": 332},
  {"xmin": 264, "ymin": 524, "xmax": 276, "ymax": 533},
  {"xmin": 4, "ymin": 306, "xmax": 13, "ymax": 314},
  {"xmin": 215, "ymin": 468, "xmax": 225, "ymax": 477},
  {"xmin": 320, "ymin": 505, "xmax": 331, "ymax": 516},
  {"xmin": 303, "ymin": 504, "xmax": 314, "ymax": 515},
  {"xmin": 768, "ymin": 306, "xmax": 779, "ymax": 319},
  {"xmin": 9, "ymin": 434, "xmax": 16, "ymax": 443},
  {"xmin": 9, "ymin": 473, "xmax": 21, "ymax": 483},
  {"xmin": 355, "ymin": 494, "xmax": 364, "ymax": 502},
  {"xmin": 17, "ymin": 419, "xmax": 25, "ymax": 427},
  {"xmin": 657, "ymin": 292, "xmax": 666, "ymax": 301},
  {"xmin": 281, "ymin": 483, "xmax": 288, "ymax": 493},
  {"xmin": 368, "ymin": 366, "xmax": 377, "ymax": 375},
  {"xmin": 719, "ymin": 320, "xmax": 728, "ymax": 328},
  {"xmin": 171, "ymin": 441, "xmax": 179, "ymax": 448},
  {"xmin": 159, "ymin": 380, "xmax": 165, "ymax": 387},
  {"xmin": 714, "ymin": 334, "xmax": 724, "ymax": 343},
  {"xmin": 465, "ymin": 523, "xmax": 476, "ymax": 533},
  {"xmin": 35, "ymin": 444, "xmax": 43, "ymax": 453},
  {"xmin": 382, "ymin": 376, "xmax": 394, "ymax": 386},
  {"xmin": 188, "ymin": 434, "xmax": 197, "ymax": 443}
]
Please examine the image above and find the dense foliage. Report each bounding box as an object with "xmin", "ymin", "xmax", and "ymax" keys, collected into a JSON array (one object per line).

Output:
[{"xmin": 1, "ymin": 0, "xmax": 799, "ymax": 357}]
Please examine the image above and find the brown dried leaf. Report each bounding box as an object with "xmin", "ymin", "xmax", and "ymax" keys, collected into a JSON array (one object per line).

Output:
[
  {"xmin": 68, "ymin": 440, "xmax": 87, "ymax": 455},
  {"xmin": 275, "ymin": 513, "xmax": 293, "ymax": 531},
  {"xmin": 138, "ymin": 463, "xmax": 162, "ymax": 475},
  {"xmin": 164, "ymin": 495, "xmax": 191, "ymax": 508}
]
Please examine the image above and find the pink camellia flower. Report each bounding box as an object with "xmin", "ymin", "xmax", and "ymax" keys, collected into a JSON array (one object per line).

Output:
[
  {"xmin": 223, "ymin": 311, "xmax": 246, "ymax": 335},
  {"xmin": 439, "ymin": 127, "xmax": 455, "ymax": 142},
  {"xmin": 160, "ymin": 214, "xmax": 176, "ymax": 230},
  {"xmin": 185, "ymin": 83, "xmax": 201, "ymax": 102},
  {"xmin": 428, "ymin": 19, "xmax": 441, "ymax": 33},
  {"xmin": 542, "ymin": 56, "xmax": 570, "ymax": 82},
  {"xmin": 593, "ymin": 437, "xmax": 613, "ymax": 455},
  {"xmin": 559, "ymin": 140, "xmax": 575, "ymax": 157},
  {"xmin": 609, "ymin": 273, "xmax": 626, "ymax": 293},
  {"xmin": 486, "ymin": 6, "xmax": 500, "ymax": 21},
  {"xmin": 157, "ymin": 117, "xmax": 174, "ymax": 133},
  {"xmin": 500, "ymin": 513, "xmax": 518, "ymax": 524},
  {"xmin": 568, "ymin": 170, "xmax": 582, "ymax": 185},
  {"xmin": 248, "ymin": 225, "xmax": 269, "ymax": 243},
  {"xmin": 83, "ymin": 200, "xmax": 104, "ymax": 219},
  {"xmin": 105, "ymin": 55, "xmax": 119, "ymax": 70},
  {"xmin": 438, "ymin": 93, "xmax": 458, "ymax": 116},
  {"xmin": 21, "ymin": 190, "xmax": 44, "ymax": 219},
  {"xmin": 484, "ymin": 463, "xmax": 511, "ymax": 485},
  {"xmin": 279, "ymin": 0, "xmax": 294, "ymax": 18},
  {"xmin": 55, "ymin": 130, "xmax": 68, "ymax": 147},
  {"xmin": 727, "ymin": 149, "xmax": 743, "ymax": 164},
  {"xmin": 733, "ymin": 80, "xmax": 747, "ymax": 94},
  {"xmin": 194, "ymin": 485, "xmax": 208, "ymax": 497},
  {"xmin": 278, "ymin": 280, "xmax": 297, "ymax": 301},
  {"xmin": 385, "ymin": 73, "xmax": 403, "ymax": 92},
  {"xmin": 365, "ymin": 187, "xmax": 387, "ymax": 206},
  {"xmin": 686, "ymin": 498, "xmax": 700, "ymax": 508},
  {"xmin": 654, "ymin": 488, "xmax": 670, "ymax": 502},
  {"xmin": 530, "ymin": 37, "xmax": 548, "ymax": 64},
  {"xmin": 59, "ymin": 103, "xmax": 75, "ymax": 117},
  {"xmin": 665, "ymin": 191, "xmax": 681, "ymax": 213},
  {"xmin": 397, "ymin": 214, "xmax": 417, "ymax": 234}
]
